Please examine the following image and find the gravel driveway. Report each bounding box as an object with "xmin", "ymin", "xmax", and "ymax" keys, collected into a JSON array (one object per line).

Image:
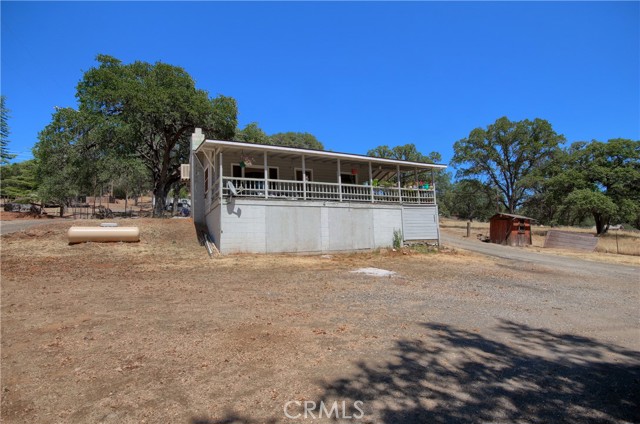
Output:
[
  {"xmin": 440, "ymin": 232, "xmax": 639, "ymax": 279},
  {"xmin": 0, "ymin": 219, "xmax": 68, "ymax": 235}
]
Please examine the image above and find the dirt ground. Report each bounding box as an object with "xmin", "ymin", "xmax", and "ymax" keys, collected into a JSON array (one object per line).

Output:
[{"xmin": 1, "ymin": 219, "xmax": 639, "ymax": 423}]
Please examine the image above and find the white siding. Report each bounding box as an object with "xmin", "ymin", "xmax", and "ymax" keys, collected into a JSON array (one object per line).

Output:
[
  {"xmin": 220, "ymin": 151, "xmax": 371, "ymax": 183},
  {"xmin": 402, "ymin": 206, "xmax": 439, "ymax": 240}
]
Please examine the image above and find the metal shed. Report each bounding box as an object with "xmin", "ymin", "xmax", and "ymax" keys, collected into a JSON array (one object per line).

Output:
[{"xmin": 489, "ymin": 213, "xmax": 535, "ymax": 247}]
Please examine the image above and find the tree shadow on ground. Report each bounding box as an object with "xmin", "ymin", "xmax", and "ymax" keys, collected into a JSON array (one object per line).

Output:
[
  {"xmin": 191, "ymin": 414, "xmax": 276, "ymax": 424},
  {"xmin": 319, "ymin": 320, "xmax": 640, "ymax": 424}
]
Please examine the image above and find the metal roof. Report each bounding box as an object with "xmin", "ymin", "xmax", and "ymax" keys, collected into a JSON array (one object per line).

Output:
[
  {"xmin": 196, "ymin": 139, "xmax": 447, "ymax": 170},
  {"xmin": 490, "ymin": 213, "xmax": 536, "ymax": 221}
]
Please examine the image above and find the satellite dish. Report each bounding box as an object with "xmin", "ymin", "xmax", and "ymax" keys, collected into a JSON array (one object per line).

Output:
[{"xmin": 227, "ymin": 180, "xmax": 238, "ymax": 196}]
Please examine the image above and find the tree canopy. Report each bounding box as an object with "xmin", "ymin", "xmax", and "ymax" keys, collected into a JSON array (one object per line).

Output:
[
  {"xmin": 367, "ymin": 143, "xmax": 441, "ymax": 164},
  {"xmin": 0, "ymin": 159, "xmax": 38, "ymax": 200},
  {"xmin": 447, "ymin": 179, "xmax": 496, "ymax": 222},
  {"xmin": 35, "ymin": 55, "xmax": 238, "ymax": 216},
  {"xmin": 1, "ymin": 96, "xmax": 16, "ymax": 164},
  {"xmin": 236, "ymin": 122, "xmax": 270, "ymax": 145},
  {"xmin": 235, "ymin": 122, "xmax": 324, "ymax": 150},
  {"xmin": 34, "ymin": 107, "xmax": 98, "ymax": 205},
  {"xmin": 269, "ymin": 132, "xmax": 323, "ymax": 150},
  {"xmin": 558, "ymin": 139, "xmax": 640, "ymax": 233},
  {"xmin": 367, "ymin": 143, "xmax": 446, "ymax": 188},
  {"xmin": 451, "ymin": 117, "xmax": 565, "ymax": 213}
]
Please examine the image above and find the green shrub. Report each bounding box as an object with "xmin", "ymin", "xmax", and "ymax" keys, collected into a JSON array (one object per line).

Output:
[{"xmin": 393, "ymin": 229, "xmax": 403, "ymax": 249}]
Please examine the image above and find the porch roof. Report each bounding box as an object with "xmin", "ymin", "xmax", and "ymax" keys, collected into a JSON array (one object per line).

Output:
[{"xmin": 196, "ymin": 139, "xmax": 447, "ymax": 170}]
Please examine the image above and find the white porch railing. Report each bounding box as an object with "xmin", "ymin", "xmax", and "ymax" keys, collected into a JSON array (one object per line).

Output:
[{"xmin": 213, "ymin": 177, "xmax": 435, "ymax": 205}]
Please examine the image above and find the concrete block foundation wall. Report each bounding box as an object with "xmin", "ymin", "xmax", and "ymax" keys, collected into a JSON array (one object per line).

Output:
[{"xmin": 205, "ymin": 199, "xmax": 425, "ymax": 254}]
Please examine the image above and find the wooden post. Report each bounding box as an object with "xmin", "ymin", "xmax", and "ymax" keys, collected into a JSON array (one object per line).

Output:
[
  {"xmin": 397, "ymin": 165, "xmax": 402, "ymax": 203},
  {"xmin": 431, "ymin": 169, "xmax": 437, "ymax": 205},
  {"xmin": 337, "ymin": 158, "xmax": 342, "ymax": 202},
  {"xmin": 466, "ymin": 221, "xmax": 471, "ymax": 238},
  {"xmin": 264, "ymin": 151, "xmax": 269, "ymax": 199},
  {"xmin": 302, "ymin": 154, "xmax": 306, "ymax": 200},
  {"xmin": 369, "ymin": 161, "xmax": 374, "ymax": 202},
  {"xmin": 219, "ymin": 151, "xmax": 223, "ymax": 201}
]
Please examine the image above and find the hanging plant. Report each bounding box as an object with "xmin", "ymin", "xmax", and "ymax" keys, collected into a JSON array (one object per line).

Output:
[{"xmin": 240, "ymin": 155, "xmax": 254, "ymax": 167}]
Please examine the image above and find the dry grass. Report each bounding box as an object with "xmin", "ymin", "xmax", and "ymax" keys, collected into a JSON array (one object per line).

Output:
[
  {"xmin": 2, "ymin": 218, "xmax": 638, "ymax": 423},
  {"xmin": 594, "ymin": 233, "xmax": 640, "ymax": 255},
  {"xmin": 440, "ymin": 217, "xmax": 640, "ymax": 261}
]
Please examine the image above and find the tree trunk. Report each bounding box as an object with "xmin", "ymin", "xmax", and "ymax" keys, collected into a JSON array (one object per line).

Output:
[
  {"xmin": 152, "ymin": 184, "xmax": 169, "ymax": 217},
  {"xmin": 172, "ymin": 189, "xmax": 179, "ymax": 216},
  {"xmin": 594, "ymin": 213, "xmax": 609, "ymax": 235},
  {"xmin": 508, "ymin": 197, "xmax": 516, "ymax": 214}
]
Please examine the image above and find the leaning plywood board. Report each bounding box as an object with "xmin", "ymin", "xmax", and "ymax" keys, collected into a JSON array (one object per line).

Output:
[{"xmin": 543, "ymin": 230, "xmax": 597, "ymax": 252}]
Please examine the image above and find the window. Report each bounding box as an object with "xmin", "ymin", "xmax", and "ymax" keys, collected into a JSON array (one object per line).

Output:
[
  {"xmin": 231, "ymin": 164, "xmax": 279, "ymax": 179},
  {"xmin": 204, "ymin": 168, "xmax": 209, "ymax": 196},
  {"xmin": 295, "ymin": 168, "xmax": 313, "ymax": 181},
  {"xmin": 245, "ymin": 168, "xmax": 264, "ymax": 179},
  {"xmin": 269, "ymin": 168, "xmax": 278, "ymax": 180},
  {"xmin": 341, "ymin": 173, "xmax": 357, "ymax": 184},
  {"xmin": 518, "ymin": 219, "xmax": 526, "ymax": 234}
]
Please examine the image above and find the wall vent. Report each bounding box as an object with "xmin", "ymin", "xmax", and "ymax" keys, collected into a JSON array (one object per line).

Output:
[{"xmin": 181, "ymin": 164, "xmax": 190, "ymax": 180}]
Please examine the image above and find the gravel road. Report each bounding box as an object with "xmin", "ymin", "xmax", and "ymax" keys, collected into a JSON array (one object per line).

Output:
[
  {"xmin": 0, "ymin": 219, "xmax": 68, "ymax": 236},
  {"xmin": 440, "ymin": 232, "xmax": 639, "ymax": 280}
]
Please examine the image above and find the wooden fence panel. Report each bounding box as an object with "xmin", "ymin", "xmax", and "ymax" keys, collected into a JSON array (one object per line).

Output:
[{"xmin": 543, "ymin": 230, "xmax": 598, "ymax": 252}]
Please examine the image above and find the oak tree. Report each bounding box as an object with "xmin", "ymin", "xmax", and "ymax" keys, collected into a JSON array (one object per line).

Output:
[
  {"xmin": 451, "ymin": 117, "xmax": 565, "ymax": 213},
  {"xmin": 37, "ymin": 55, "xmax": 238, "ymax": 216}
]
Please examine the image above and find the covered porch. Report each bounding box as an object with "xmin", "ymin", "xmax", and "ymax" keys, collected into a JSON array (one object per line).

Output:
[{"xmin": 193, "ymin": 138, "xmax": 446, "ymax": 211}]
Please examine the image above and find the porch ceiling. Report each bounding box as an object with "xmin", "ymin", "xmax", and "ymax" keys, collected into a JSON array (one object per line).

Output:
[{"xmin": 196, "ymin": 139, "xmax": 447, "ymax": 171}]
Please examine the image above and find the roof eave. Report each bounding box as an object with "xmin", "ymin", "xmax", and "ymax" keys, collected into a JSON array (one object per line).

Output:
[{"xmin": 196, "ymin": 139, "xmax": 447, "ymax": 170}]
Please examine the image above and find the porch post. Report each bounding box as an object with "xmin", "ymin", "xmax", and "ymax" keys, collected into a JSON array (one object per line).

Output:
[
  {"xmin": 397, "ymin": 165, "xmax": 402, "ymax": 203},
  {"xmin": 337, "ymin": 158, "xmax": 342, "ymax": 202},
  {"xmin": 302, "ymin": 154, "xmax": 307, "ymax": 200},
  {"xmin": 212, "ymin": 150, "xmax": 217, "ymax": 192},
  {"xmin": 431, "ymin": 169, "xmax": 436, "ymax": 205},
  {"xmin": 264, "ymin": 151, "xmax": 269, "ymax": 199},
  {"xmin": 369, "ymin": 161, "xmax": 374, "ymax": 203},
  {"xmin": 219, "ymin": 151, "xmax": 223, "ymax": 201},
  {"xmin": 414, "ymin": 167, "xmax": 419, "ymax": 203}
]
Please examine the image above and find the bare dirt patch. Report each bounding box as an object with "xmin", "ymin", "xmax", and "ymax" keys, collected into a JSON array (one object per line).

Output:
[{"xmin": 1, "ymin": 219, "xmax": 638, "ymax": 423}]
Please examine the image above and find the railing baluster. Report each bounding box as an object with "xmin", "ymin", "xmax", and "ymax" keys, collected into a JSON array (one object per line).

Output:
[{"xmin": 220, "ymin": 177, "xmax": 435, "ymax": 205}]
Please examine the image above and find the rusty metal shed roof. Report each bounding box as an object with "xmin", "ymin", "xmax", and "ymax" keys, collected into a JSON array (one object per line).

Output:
[{"xmin": 490, "ymin": 213, "xmax": 536, "ymax": 221}]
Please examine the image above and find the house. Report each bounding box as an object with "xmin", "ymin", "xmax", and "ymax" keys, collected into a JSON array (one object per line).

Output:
[
  {"xmin": 189, "ymin": 129, "xmax": 447, "ymax": 254},
  {"xmin": 489, "ymin": 213, "xmax": 534, "ymax": 247}
]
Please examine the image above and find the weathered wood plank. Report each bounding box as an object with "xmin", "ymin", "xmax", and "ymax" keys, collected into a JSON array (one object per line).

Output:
[{"xmin": 544, "ymin": 230, "xmax": 598, "ymax": 252}]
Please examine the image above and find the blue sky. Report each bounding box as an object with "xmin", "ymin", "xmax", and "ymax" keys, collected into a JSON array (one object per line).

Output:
[{"xmin": 2, "ymin": 1, "xmax": 638, "ymax": 165}]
